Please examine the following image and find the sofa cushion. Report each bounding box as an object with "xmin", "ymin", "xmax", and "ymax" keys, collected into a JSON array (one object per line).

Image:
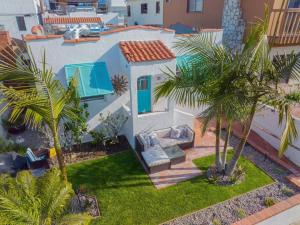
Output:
[
  {"xmin": 150, "ymin": 133, "xmax": 160, "ymax": 146},
  {"xmin": 141, "ymin": 146, "xmax": 170, "ymax": 167}
]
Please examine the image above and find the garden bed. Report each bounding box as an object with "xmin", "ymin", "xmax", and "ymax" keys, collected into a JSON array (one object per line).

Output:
[
  {"xmin": 163, "ymin": 135, "xmax": 300, "ymax": 225},
  {"xmin": 70, "ymin": 194, "xmax": 100, "ymax": 218},
  {"xmin": 56, "ymin": 135, "xmax": 130, "ymax": 165},
  {"xmin": 67, "ymin": 149, "xmax": 274, "ymax": 225}
]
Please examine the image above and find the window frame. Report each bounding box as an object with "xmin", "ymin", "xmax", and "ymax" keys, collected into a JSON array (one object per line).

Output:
[
  {"xmin": 127, "ymin": 5, "xmax": 131, "ymax": 17},
  {"xmin": 187, "ymin": 0, "xmax": 203, "ymax": 13},
  {"xmin": 156, "ymin": 1, "xmax": 160, "ymax": 14},
  {"xmin": 141, "ymin": 3, "xmax": 148, "ymax": 14},
  {"xmin": 16, "ymin": 16, "xmax": 27, "ymax": 31}
]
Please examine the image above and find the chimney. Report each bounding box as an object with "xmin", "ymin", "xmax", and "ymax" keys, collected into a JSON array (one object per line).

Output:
[{"xmin": 0, "ymin": 31, "xmax": 12, "ymax": 48}]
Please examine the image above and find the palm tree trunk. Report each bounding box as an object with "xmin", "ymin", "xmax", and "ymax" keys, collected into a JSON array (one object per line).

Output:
[
  {"xmin": 221, "ymin": 122, "xmax": 232, "ymax": 170},
  {"xmin": 225, "ymin": 101, "xmax": 257, "ymax": 176},
  {"xmin": 215, "ymin": 116, "xmax": 222, "ymax": 172},
  {"xmin": 52, "ymin": 128, "xmax": 67, "ymax": 182}
]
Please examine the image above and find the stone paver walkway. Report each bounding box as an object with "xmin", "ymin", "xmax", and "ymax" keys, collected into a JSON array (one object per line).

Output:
[{"xmin": 150, "ymin": 119, "xmax": 225, "ymax": 189}]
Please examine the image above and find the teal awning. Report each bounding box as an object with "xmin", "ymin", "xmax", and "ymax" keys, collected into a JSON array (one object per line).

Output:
[{"xmin": 65, "ymin": 62, "xmax": 114, "ymax": 98}]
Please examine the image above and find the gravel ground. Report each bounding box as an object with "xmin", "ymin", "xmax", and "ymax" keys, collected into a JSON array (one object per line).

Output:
[{"xmin": 163, "ymin": 135, "xmax": 300, "ymax": 225}]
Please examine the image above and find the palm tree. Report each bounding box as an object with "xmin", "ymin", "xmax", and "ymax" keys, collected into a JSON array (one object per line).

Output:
[
  {"xmin": 224, "ymin": 13, "xmax": 300, "ymax": 175},
  {"xmin": 0, "ymin": 169, "xmax": 92, "ymax": 225},
  {"xmin": 155, "ymin": 35, "xmax": 249, "ymax": 172},
  {"xmin": 0, "ymin": 47, "xmax": 80, "ymax": 181}
]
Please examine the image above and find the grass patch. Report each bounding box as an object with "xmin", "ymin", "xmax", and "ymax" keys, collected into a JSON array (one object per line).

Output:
[{"xmin": 67, "ymin": 150, "xmax": 273, "ymax": 225}]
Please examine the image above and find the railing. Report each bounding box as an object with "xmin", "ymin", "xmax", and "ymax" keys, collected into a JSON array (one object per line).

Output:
[{"xmin": 268, "ymin": 8, "xmax": 300, "ymax": 46}]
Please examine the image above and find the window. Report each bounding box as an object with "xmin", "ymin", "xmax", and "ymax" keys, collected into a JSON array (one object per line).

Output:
[
  {"xmin": 141, "ymin": 3, "xmax": 148, "ymax": 14},
  {"xmin": 187, "ymin": 0, "xmax": 203, "ymax": 12},
  {"xmin": 16, "ymin": 16, "xmax": 26, "ymax": 31},
  {"xmin": 288, "ymin": 0, "xmax": 300, "ymax": 8},
  {"xmin": 138, "ymin": 78, "xmax": 149, "ymax": 90},
  {"xmin": 127, "ymin": 5, "xmax": 131, "ymax": 17},
  {"xmin": 156, "ymin": 1, "xmax": 160, "ymax": 14}
]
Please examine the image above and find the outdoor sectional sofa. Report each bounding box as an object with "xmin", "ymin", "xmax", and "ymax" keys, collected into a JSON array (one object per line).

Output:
[{"xmin": 136, "ymin": 125, "xmax": 195, "ymax": 173}]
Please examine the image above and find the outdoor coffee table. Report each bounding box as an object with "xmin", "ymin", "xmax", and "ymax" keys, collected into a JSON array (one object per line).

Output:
[{"xmin": 164, "ymin": 145, "xmax": 186, "ymax": 165}]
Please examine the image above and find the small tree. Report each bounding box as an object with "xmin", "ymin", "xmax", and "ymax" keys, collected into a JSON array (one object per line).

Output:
[
  {"xmin": 63, "ymin": 100, "xmax": 89, "ymax": 152},
  {"xmin": 90, "ymin": 112, "xmax": 128, "ymax": 147},
  {"xmin": 0, "ymin": 49, "xmax": 81, "ymax": 181},
  {"xmin": 0, "ymin": 169, "xmax": 92, "ymax": 225}
]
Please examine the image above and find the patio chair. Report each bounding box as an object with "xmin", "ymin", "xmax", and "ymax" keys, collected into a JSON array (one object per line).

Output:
[{"xmin": 25, "ymin": 148, "xmax": 49, "ymax": 169}]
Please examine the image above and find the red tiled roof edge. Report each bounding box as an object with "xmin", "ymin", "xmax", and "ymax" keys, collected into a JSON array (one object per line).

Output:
[
  {"xmin": 64, "ymin": 37, "xmax": 100, "ymax": 43},
  {"xmin": 101, "ymin": 25, "xmax": 174, "ymax": 35},
  {"xmin": 43, "ymin": 17, "xmax": 102, "ymax": 24},
  {"xmin": 232, "ymin": 194, "xmax": 300, "ymax": 225},
  {"xmin": 23, "ymin": 34, "xmax": 64, "ymax": 41},
  {"xmin": 119, "ymin": 40, "xmax": 175, "ymax": 63}
]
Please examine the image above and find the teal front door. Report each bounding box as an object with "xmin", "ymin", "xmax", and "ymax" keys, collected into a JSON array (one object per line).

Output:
[{"xmin": 137, "ymin": 76, "xmax": 151, "ymax": 114}]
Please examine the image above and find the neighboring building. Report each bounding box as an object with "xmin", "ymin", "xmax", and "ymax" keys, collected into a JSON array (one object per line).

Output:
[
  {"xmin": 125, "ymin": 0, "xmax": 299, "ymax": 53},
  {"xmin": 0, "ymin": 0, "xmax": 42, "ymax": 39},
  {"xmin": 24, "ymin": 26, "xmax": 222, "ymax": 147},
  {"xmin": 126, "ymin": 0, "xmax": 164, "ymax": 26},
  {"xmin": 48, "ymin": 0, "xmax": 98, "ymax": 10}
]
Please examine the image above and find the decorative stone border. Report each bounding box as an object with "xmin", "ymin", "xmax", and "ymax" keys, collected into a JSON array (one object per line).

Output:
[{"xmin": 232, "ymin": 194, "xmax": 300, "ymax": 225}]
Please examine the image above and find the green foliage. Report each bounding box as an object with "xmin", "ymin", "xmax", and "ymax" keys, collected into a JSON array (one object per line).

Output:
[
  {"xmin": 90, "ymin": 112, "xmax": 128, "ymax": 145},
  {"xmin": 0, "ymin": 47, "xmax": 82, "ymax": 180},
  {"xmin": 0, "ymin": 137, "xmax": 26, "ymax": 154},
  {"xmin": 285, "ymin": 91, "xmax": 300, "ymax": 102},
  {"xmin": 212, "ymin": 218, "xmax": 222, "ymax": 225},
  {"xmin": 67, "ymin": 151, "xmax": 273, "ymax": 225},
  {"xmin": 89, "ymin": 129, "xmax": 107, "ymax": 147},
  {"xmin": 264, "ymin": 197, "xmax": 277, "ymax": 207},
  {"xmin": 0, "ymin": 169, "xmax": 92, "ymax": 225},
  {"xmin": 235, "ymin": 208, "xmax": 247, "ymax": 219},
  {"xmin": 282, "ymin": 187, "xmax": 295, "ymax": 197},
  {"xmin": 63, "ymin": 98, "xmax": 89, "ymax": 150},
  {"xmin": 229, "ymin": 165, "xmax": 246, "ymax": 184}
]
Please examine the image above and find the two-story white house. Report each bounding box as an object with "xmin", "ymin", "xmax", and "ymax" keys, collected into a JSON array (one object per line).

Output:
[
  {"xmin": 0, "ymin": 0, "xmax": 42, "ymax": 39},
  {"xmin": 24, "ymin": 26, "xmax": 223, "ymax": 148}
]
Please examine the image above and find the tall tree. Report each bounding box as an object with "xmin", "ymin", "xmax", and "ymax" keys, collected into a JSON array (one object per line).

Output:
[
  {"xmin": 0, "ymin": 169, "xmax": 91, "ymax": 225},
  {"xmin": 225, "ymin": 14, "xmax": 300, "ymax": 175},
  {"xmin": 0, "ymin": 47, "xmax": 81, "ymax": 181},
  {"xmin": 155, "ymin": 35, "xmax": 249, "ymax": 172}
]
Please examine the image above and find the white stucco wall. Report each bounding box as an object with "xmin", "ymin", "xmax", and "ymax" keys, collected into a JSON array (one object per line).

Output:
[
  {"xmin": 25, "ymin": 28, "xmax": 223, "ymax": 147},
  {"xmin": 0, "ymin": 0, "xmax": 41, "ymax": 39},
  {"xmin": 26, "ymin": 28, "xmax": 176, "ymax": 147},
  {"xmin": 126, "ymin": 0, "xmax": 163, "ymax": 26},
  {"xmin": 128, "ymin": 59, "xmax": 176, "ymax": 137},
  {"xmin": 252, "ymin": 105, "xmax": 300, "ymax": 166}
]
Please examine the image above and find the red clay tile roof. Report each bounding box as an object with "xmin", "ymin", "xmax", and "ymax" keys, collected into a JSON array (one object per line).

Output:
[
  {"xmin": 23, "ymin": 34, "xmax": 63, "ymax": 41},
  {"xmin": 119, "ymin": 40, "xmax": 175, "ymax": 63},
  {"xmin": 64, "ymin": 37, "xmax": 100, "ymax": 43},
  {"xmin": 43, "ymin": 17, "xmax": 102, "ymax": 24},
  {"xmin": 101, "ymin": 25, "xmax": 174, "ymax": 35}
]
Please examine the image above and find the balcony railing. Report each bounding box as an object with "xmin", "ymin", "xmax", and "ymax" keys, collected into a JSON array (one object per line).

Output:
[{"xmin": 268, "ymin": 8, "xmax": 300, "ymax": 46}]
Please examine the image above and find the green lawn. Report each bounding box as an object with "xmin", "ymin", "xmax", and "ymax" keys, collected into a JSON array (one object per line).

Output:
[{"xmin": 67, "ymin": 150, "xmax": 273, "ymax": 225}]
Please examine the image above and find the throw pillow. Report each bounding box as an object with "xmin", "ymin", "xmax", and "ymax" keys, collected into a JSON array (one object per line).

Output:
[
  {"xmin": 150, "ymin": 133, "xmax": 160, "ymax": 146},
  {"xmin": 170, "ymin": 128, "xmax": 181, "ymax": 139},
  {"xmin": 179, "ymin": 127, "xmax": 188, "ymax": 138},
  {"xmin": 141, "ymin": 134, "xmax": 152, "ymax": 149}
]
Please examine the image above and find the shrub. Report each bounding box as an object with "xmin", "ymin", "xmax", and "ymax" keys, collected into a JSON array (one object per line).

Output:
[
  {"xmin": 229, "ymin": 165, "xmax": 245, "ymax": 184},
  {"xmin": 282, "ymin": 187, "xmax": 294, "ymax": 197},
  {"xmin": 264, "ymin": 197, "xmax": 276, "ymax": 207},
  {"xmin": 235, "ymin": 208, "xmax": 247, "ymax": 219},
  {"xmin": 0, "ymin": 137, "xmax": 26, "ymax": 154},
  {"xmin": 212, "ymin": 218, "xmax": 221, "ymax": 225}
]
